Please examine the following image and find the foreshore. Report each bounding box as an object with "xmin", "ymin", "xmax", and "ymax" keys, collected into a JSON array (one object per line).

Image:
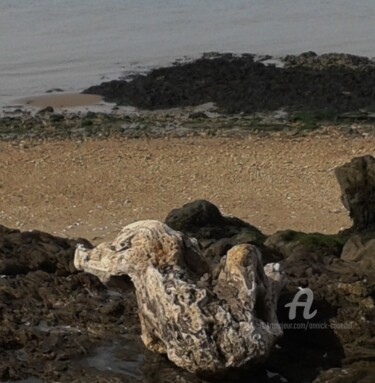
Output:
[
  {"xmin": 1, "ymin": 68, "xmax": 375, "ymax": 242},
  {"xmin": 1, "ymin": 52, "xmax": 375, "ymax": 382},
  {"xmin": 1, "ymin": 129, "xmax": 374, "ymax": 242}
]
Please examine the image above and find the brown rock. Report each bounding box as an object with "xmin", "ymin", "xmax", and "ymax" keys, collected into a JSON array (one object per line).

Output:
[
  {"xmin": 335, "ymin": 155, "xmax": 375, "ymax": 231},
  {"xmin": 341, "ymin": 234, "xmax": 375, "ymax": 267}
]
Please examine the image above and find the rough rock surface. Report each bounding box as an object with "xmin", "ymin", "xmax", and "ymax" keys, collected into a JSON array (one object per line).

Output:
[
  {"xmin": 335, "ymin": 155, "xmax": 375, "ymax": 231},
  {"xmin": 341, "ymin": 234, "xmax": 375, "ymax": 267},
  {"xmin": 165, "ymin": 199, "xmax": 275, "ymax": 266},
  {"xmin": 283, "ymin": 51, "xmax": 375, "ymax": 70},
  {"xmin": 74, "ymin": 220, "xmax": 284, "ymax": 376},
  {"xmin": 0, "ymin": 225, "xmax": 139, "ymax": 382},
  {"xmin": 84, "ymin": 53, "xmax": 375, "ymax": 114}
]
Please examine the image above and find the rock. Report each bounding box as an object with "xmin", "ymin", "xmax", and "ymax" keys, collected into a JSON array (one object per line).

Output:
[
  {"xmin": 84, "ymin": 53, "xmax": 375, "ymax": 114},
  {"xmin": 189, "ymin": 111, "xmax": 208, "ymax": 119},
  {"xmin": 36, "ymin": 106, "xmax": 54, "ymax": 115},
  {"xmin": 265, "ymin": 229, "xmax": 346, "ymax": 260},
  {"xmin": 0, "ymin": 225, "xmax": 92, "ymax": 276},
  {"xmin": 49, "ymin": 113, "xmax": 65, "ymax": 123},
  {"xmin": 0, "ymin": 225, "xmax": 140, "ymax": 382},
  {"xmin": 165, "ymin": 199, "xmax": 225, "ymax": 232},
  {"xmin": 46, "ymin": 88, "xmax": 64, "ymax": 93},
  {"xmin": 313, "ymin": 365, "xmax": 375, "ymax": 383},
  {"xmin": 335, "ymin": 155, "xmax": 375, "ymax": 231},
  {"xmin": 283, "ymin": 52, "xmax": 375, "ymax": 70},
  {"xmin": 165, "ymin": 199, "xmax": 267, "ymax": 265},
  {"xmin": 341, "ymin": 234, "xmax": 375, "ymax": 267},
  {"xmin": 74, "ymin": 220, "xmax": 284, "ymax": 376}
]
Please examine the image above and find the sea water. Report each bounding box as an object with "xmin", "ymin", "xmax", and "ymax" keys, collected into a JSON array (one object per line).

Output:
[{"xmin": 0, "ymin": 0, "xmax": 374, "ymax": 106}]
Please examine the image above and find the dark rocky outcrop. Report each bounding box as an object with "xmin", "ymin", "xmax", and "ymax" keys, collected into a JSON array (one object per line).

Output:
[
  {"xmin": 341, "ymin": 234, "xmax": 375, "ymax": 267},
  {"xmin": 0, "ymin": 227, "xmax": 140, "ymax": 382},
  {"xmin": 0, "ymin": 225, "xmax": 91, "ymax": 276},
  {"xmin": 283, "ymin": 52, "xmax": 375, "ymax": 70},
  {"xmin": 335, "ymin": 155, "xmax": 375, "ymax": 231},
  {"xmin": 165, "ymin": 199, "xmax": 274, "ymax": 265},
  {"xmin": 84, "ymin": 53, "xmax": 375, "ymax": 115}
]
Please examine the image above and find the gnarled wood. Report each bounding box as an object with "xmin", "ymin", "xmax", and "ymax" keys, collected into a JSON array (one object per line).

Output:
[{"xmin": 74, "ymin": 220, "xmax": 284, "ymax": 375}]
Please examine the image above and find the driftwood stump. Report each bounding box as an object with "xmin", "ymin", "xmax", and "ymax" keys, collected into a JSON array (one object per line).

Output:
[{"xmin": 74, "ymin": 220, "xmax": 284, "ymax": 376}]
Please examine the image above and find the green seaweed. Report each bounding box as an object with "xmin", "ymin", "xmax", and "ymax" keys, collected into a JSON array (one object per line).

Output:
[
  {"xmin": 291, "ymin": 110, "xmax": 337, "ymax": 130},
  {"xmin": 279, "ymin": 229, "xmax": 348, "ymax": 254}
]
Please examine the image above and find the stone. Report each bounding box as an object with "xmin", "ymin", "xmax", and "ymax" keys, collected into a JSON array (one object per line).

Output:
[
  {"xmin": 36, "ymin": 106, "xmax": 54, "ymax": 115},
  {"xmin": 165, "ymin": 199, "xmax": 225, "ymax": 232},
  {"xmin": 0, "ymin": 225, "xmax": 91, "ymax": 276},
  {"xmin": 74, "ymin": 220, "xmax": 284, "ymax": 376},
  {"xmin": 334, "ymin": 155, "xmax": 375, "ymax": 231},
  {"xmin": 165, "ymin": 199, "xmax": 267, "ymax": 265},
  {"xmin": 265, "ymin": 230, "xmax": 346, "ymax": 260},
  {"xmin": 0, "ymin": 225, "xmax": 139, "ymax": 382},
  {"xmin": 341, "ymin": 234, "xmax": 375, "ymax": 268},
  {"xmin": 189, "ymin": 111, "xmax": 208, "ymax": 119},
  {"xmin": 84, "ymin": 53, "xmax": 375, "ymax": 115}
]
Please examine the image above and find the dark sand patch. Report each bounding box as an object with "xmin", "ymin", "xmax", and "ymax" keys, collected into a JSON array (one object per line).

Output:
[{"xmin": 19, "ymin": 93, "xmax": 102, "ymax": 109}]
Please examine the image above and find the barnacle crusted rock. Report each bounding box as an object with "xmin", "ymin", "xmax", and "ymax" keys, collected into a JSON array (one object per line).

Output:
[{"xmin": 74, "ymin": 220, "xmax": 284, "ymax": 375}]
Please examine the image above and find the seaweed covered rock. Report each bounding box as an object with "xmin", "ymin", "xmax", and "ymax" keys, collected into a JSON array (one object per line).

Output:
[
  {"xmin": 165, "ymin": 200, "xmax": 271, "ymax": 265},
  {"xmin": 283, "ymin": 52, "xmax": 375, "ymax": 70},
  {"xmin": 341, "ymin": 234, "xmax": 375, "ymax": 268},
  {"xmin": 265, "ymin": 230, "xmax": 347, "ymax": 260},
  {"xmin": 74, "ymin": 220, "xmax": 284, "ymax": 376},
  {"xmin": 84, "ymin": 53, "xmax": 375, "ymax": 114},
  {"xmin": 0, "ymin": 226, "xmax": 139, "ymax": 382},
  {"xmin": 0, "ymin": 224, "xmax": 92, "ymax": 276}
]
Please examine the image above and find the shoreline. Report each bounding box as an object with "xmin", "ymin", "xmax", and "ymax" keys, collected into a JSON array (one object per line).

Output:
[
  {"xmin": 1, "ymin": 50, "xmax": 375, "ymax": 239},
  {"xmin": 1, "ymin": 103, "xmax": 375, "ymax": 142},
  {"xmin": 3, "ymin": 51, "xmax": 375, "ymax": 114}
]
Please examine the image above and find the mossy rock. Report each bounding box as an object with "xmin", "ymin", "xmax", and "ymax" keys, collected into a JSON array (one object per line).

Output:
[
  {"xmin": 265, "ymin": 229, "xmax": 348, "ymax": 258},
  {"xmin": 290, "ymin": 110, "xmax": 337, "ymax": 130}
]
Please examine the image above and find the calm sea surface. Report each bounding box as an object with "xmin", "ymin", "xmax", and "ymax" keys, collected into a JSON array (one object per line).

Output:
[{"xmin": 0, "ymin": 0, "xmax": 374, "ymax": 106}]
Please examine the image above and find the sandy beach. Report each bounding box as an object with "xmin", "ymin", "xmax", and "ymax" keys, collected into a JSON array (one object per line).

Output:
[{"xmin": 1, "ymin": 135, "xmax": 374, "ymax": 243}]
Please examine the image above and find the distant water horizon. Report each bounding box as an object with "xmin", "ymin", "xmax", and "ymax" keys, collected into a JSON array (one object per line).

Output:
[{"xmin": 1, "ymin": 0, "xmax": 374, "ymax": 107}]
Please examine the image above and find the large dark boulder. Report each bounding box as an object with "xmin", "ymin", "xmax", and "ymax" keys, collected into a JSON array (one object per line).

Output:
[
  {"xmin": 165, "ymin": 199, "xmax": 225, "ymax": 232},
  {"xmin": 0, "ymin": 225, "xmax": 92, "ymax": 276},
  {"xmin": 335, "ymin": 155, "xmax": 375, "ymax": 231},
  {"xmin": 341, "ymin": 234, "xmax": 375, "ymax": 267},
  {"xmin": 0, "ymin": 225, "xmax": 138, "ymax": 382},
  {"xmin": 165, "ymin": 200, "xmax": 272, "ymax": 264}
]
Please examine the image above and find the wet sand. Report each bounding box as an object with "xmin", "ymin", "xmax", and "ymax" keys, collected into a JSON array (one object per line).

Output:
[{"xmin": 19, "ymin": 93, "xmax": 103, "ymax": 109}]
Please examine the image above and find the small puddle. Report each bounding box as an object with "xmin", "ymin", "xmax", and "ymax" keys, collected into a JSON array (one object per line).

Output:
[
  {"xmin": 84, "ymin": 340, "xmax": 145, "ymax": 380},
  {"xmin": 36, "ymin": 320, "xmax": 82, "ymax": 334}
]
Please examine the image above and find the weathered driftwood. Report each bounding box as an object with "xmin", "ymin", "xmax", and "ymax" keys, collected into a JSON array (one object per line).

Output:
[{"xmin": 74, "ymin": 220, "xmax": 284, "ymax": 375}]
